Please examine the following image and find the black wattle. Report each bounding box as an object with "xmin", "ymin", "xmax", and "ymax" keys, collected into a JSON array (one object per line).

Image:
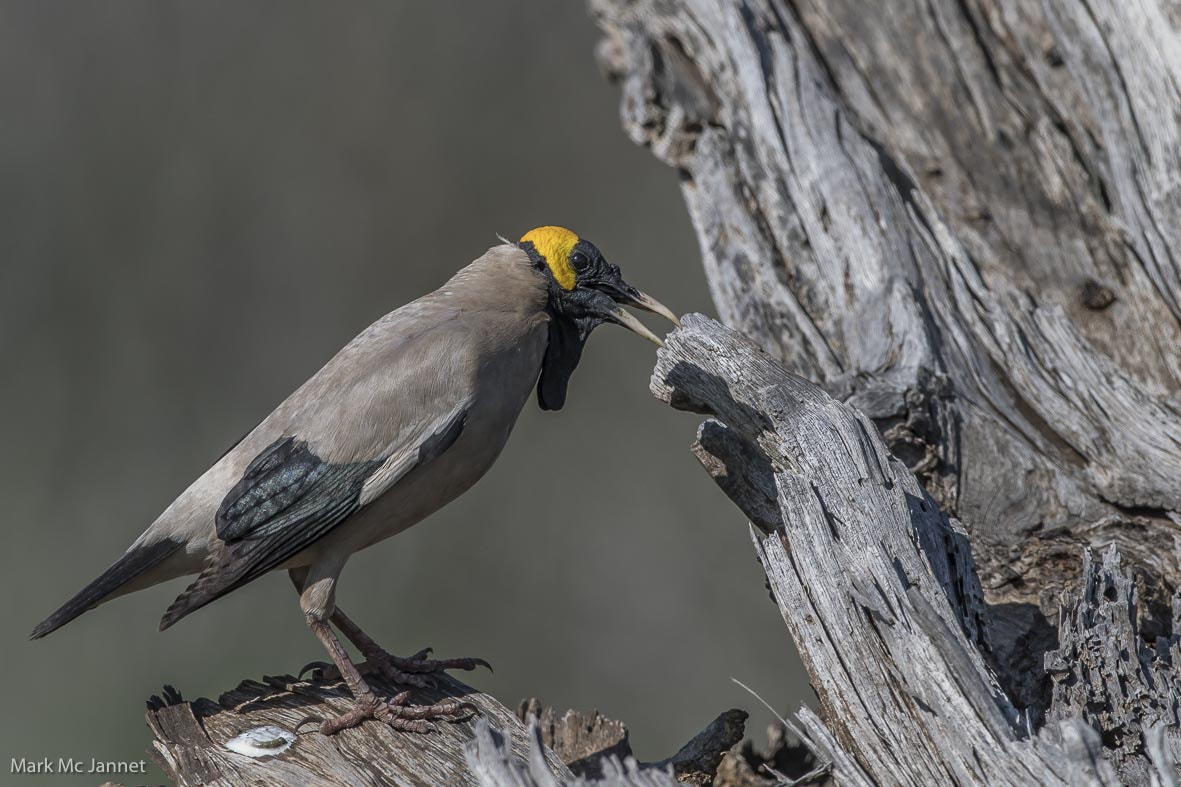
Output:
[{"xmin": 537, "ymin": 315, "xmax": 588, "ymax": 411}]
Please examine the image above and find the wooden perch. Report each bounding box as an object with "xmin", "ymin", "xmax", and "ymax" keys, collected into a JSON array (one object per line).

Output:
[
  {"xmin": 144, "ymin": 668, "xmax": 747, "ymax": 786},
  {"xmin": 146, "ymin": 671, "xmax": 569, "ymax": 785}
]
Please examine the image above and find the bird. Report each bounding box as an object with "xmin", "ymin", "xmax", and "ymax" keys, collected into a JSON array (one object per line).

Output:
[{"xmin": 31, "ymin": 226, "xmax": 678, "ymax": 735}]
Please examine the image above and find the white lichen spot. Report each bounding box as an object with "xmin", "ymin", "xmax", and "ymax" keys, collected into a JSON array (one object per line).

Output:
[{"xmin": 224, "ymin": 726, "xmax": 296, "ymax": 758}]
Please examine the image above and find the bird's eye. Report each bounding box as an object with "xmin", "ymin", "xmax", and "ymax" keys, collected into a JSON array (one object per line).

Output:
[{"xmin": 570, "ymin": 251, "xmax": 590, "ymax": 272}]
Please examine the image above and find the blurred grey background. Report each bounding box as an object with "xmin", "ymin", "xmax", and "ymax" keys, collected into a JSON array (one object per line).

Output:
[{"xmin": 0, "ymin": 2, "xmax": 811, "ymax": 783}]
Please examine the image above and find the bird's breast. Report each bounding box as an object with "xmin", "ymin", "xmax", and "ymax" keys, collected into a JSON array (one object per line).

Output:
[{"xmin": 325, "ymin": 316, "xmax": 549, "ymax": 555}]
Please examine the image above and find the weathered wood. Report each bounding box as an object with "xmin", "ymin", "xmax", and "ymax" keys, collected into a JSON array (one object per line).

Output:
[
  {"xmin": 465, "ymin": 718, "xmax": 682, "ymax": 787},
  {"xmin": 516, "ymin": 700, "xmax": 748, "ymax": 784},
  {"xmin": 146, "ymin": 671, "xmax": 746, "ymax": 785},
  {"xmin": 712, "ymin": 720, "xmax": 825, "ymax": 786},
  {"xmin": 1046, "ymin": 546, "xmax": 1181, "ymax": 784},
  {"xmin": 591, "ymin": 0, "xmax": 1181, "ymax": 714},
  {"xmin": 650, "ymin": 709, "xmax": 750, "ymax": 785},
  {"xmin": 517, "ymin": 699, "xmax": 633, "ymax": 779},
  {"xmin": 652, "ymin": 313, "xmax": 1157, "ymax": 785},
  {"xmin": 146, "ymin": 671, "xmax": 572, "ymax": 786}
]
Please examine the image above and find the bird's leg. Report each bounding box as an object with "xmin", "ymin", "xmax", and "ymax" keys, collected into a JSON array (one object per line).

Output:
[
  {"xmin": 305, "ymin": 615, "xmax": 475, "ymax": 735},
  {"xmin": 289, "ymin": 568, "xmax": 489, "ymax": 688},
  {"xmin": 330, "ymin": 606, "xmax": 491, "ymax": 689}
]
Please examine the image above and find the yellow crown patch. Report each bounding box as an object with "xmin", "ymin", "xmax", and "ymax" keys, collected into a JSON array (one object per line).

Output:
[{"xmin": 520, "ymin": 226, "xmax": 579, "ymax": 290}]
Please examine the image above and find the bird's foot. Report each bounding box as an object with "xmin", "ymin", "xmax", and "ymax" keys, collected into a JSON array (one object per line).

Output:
[
  {"xmin": 312, "ymin": 690, "xmax": 477, "ymax": 736},
  {"xmin": 298, "ymin": 647, "xmax": 491, "ymax": 689},
  {"xmin": 364, "ymin": 646, "xmax": 492, "ymax": 689}
]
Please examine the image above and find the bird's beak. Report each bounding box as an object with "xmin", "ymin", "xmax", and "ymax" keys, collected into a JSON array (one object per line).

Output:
[
  {"xmin": 596, "ymin": 280, "xmax": 680, "ymax": 347},
  {"xmin": 606, "ymin": 304, "xmax": 667, "ymax": 347},
  {"xmin": 623, "ymin": 289, "xmax": 681, "ymax": 327}
]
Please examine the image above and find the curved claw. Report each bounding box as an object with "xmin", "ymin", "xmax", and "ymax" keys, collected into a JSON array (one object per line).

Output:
[
  {"xmin": 388, "ymin": 690, "xmax": 414, "ymax": 706},
  {"xmin": 453, "ymin": 701, "xmax": 480, "ymax": 719},
  {"xmin": 298, "ymin": 661, "xmax": 336, "ymax": 681},
  {"xmin": 388, "ymin": 654, "xmax": 493, "ymax": 674},
  {"xmin": 436, "ymin": 655, "xmax": 491, "ymax": 674}
]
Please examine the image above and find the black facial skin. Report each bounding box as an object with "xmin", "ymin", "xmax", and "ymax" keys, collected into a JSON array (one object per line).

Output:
[
  {"xmin": 521, "ymin": 238, "xmax": 639, "ymax": 335},
  {"xmin": 518, "ymin": 238, "xmax": 644, "ymax": 410}
]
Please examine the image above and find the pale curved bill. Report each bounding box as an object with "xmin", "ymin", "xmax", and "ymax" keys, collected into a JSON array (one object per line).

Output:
[
  {"xmin": 628, "ymin": 291, "xmax": 680, "ymax": 326},
  {"xmin": 609, "ymin": 305, "xmax": 666, "ymax": 347}
]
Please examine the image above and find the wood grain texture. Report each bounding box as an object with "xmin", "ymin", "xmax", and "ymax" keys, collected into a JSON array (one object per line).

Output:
[
  {"xmin": 592, "ymin": 0, "xmax": 1181, "ymax": 723},
  {"xmin": 1046, "ymin": 546, "xmax": 1181, "ymax": 783},
  {"xmin": 145, "ymin": 672, "xmax": 747, "ymax": 785},
  {"xmin": 146, "ymin": 672, "xmax": 571, "ymax": 786},
  {"xmin": 466, "ymin": 718, "xmax": 683, "ymax": 787},
  {"xmin": 516, "ymin": 699, "xmax": 748, "ymax": 784},
  {"xmin": 650, "ymin": 314, "xmax": 1179, "ymax": 784}
]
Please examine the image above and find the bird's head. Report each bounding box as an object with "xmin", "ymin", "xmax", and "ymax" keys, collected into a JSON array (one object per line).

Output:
[{"xmin": 516, "ymin": 225, "xmax": 679, "ymax": 410}]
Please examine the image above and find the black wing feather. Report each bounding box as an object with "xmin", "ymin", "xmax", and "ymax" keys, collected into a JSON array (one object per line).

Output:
[
  {"xmin": 159, "ymin": 438, "xmax": 378, "ymax": 630},
  {"xmin": 216, "ymin": 437, "xmax": 367, "ymax": 542},
  {"xmin": 160, "ymin": 407, "xmax": 468, "ymax": 630}
]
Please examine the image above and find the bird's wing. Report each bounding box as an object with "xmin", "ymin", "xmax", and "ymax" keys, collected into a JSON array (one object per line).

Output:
[{"xmin": 159, "ymin": 391, "xmax": 469, "ymax": 631}]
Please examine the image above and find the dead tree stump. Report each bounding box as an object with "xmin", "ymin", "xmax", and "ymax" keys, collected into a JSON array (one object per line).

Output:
[{"xmin": 589, "ymin": 0, "xmax": 1181, "ymax": 780}]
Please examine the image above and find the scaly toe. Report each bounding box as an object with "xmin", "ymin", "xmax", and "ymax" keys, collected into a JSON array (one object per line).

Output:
[
  {"xmin": 386, "ymin": 653, "xmax": 493, "ymax": 675},
  {"xmin": 319, "ymin": 699, "xmax": 379, "ymax": 736},
  {"xmin": 369, "ymin": 656, "xmax": 436, "ymax": 689},
  {"xmin": 377, "ymin": 714, "xmax": 435, "ymax": 734},
  {"xmin": 388, "ymin": 670, "xmax": 435, "ymax": 689},
  {"xmin": 384, "ymin": 694, "xmax": 478, "ymax": 721},
  {"xmin": 317, "ymin": 691, "xmax": 478, "ymax": 736}
]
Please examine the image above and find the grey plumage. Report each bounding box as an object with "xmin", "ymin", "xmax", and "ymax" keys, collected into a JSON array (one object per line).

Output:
[
  {"xmin": 35, "ymin": 243, "xmax": 551, "ymax": 636},
  {"xmin": 32, "ymin": 229, "xmax": 676, "ymax": 735}
]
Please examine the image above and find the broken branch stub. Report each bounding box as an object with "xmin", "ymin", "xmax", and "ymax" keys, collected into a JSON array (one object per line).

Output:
[{"xmin": 652, "ymin": 314, "xmax": 1123, "ymax": 785}]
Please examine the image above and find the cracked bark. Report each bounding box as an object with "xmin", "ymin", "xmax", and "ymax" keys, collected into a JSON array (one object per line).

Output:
[
  {"xmin": 649, "ymin": 315, "xmax": 1178, "ymax": 784},
  {"xmin": 145, "ymin": 674, "xmax": 749, "ymax": 786},
  {"xmin": 592, "ymin": 0, "xmax": 1181, "ymax": 782}
]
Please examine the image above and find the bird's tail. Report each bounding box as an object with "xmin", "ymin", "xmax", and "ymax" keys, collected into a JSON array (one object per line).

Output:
[{"xmin": 30, "ymin": 537, "xmax": 183, "ymax": 639}]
